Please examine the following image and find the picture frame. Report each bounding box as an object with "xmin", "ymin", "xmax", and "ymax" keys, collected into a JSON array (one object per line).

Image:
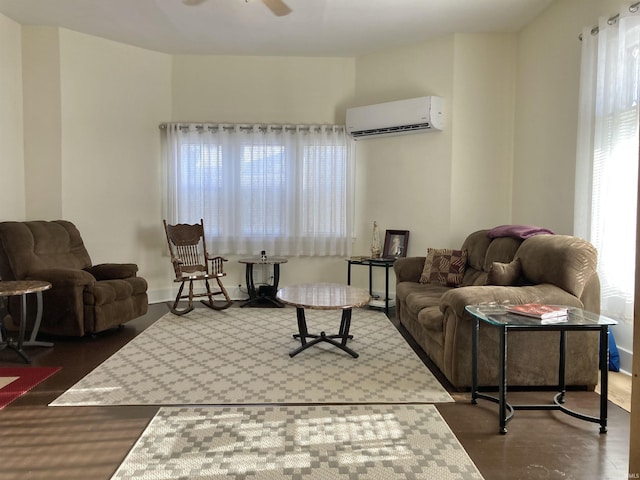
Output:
[{"xmin": 383, "ymin": 230, "xmax": 409, "ymax": 258}]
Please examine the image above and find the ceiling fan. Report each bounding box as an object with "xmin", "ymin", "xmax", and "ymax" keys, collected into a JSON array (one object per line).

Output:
[{"xmin": 182, "ymin": 0, "xmax": 292, "ymax": 17}]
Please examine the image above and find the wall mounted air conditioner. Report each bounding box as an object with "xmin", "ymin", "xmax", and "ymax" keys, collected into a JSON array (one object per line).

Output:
[{"xmin": 346, "ymin": 96, "xmax": 444, "ymax": 140}]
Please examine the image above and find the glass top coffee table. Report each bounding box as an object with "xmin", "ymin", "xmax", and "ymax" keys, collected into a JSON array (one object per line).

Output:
[
  {"xmin": 466, "ymin": 304, "xmax": 617, "ymax": 434},
  {"xmin": 277, "ymin": 283, "xmax": 370, "ymax": 358}
]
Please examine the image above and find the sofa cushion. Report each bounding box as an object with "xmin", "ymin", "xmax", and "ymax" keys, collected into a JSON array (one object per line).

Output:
[
  {"xmin": 461, "ymin": 230, "xmax": 491, "ymax": 271},
  {"xmin": 486, "ymin": 258, "xmax": 522, "ymax": 286},
  {"xmin": 420, "ymin": 248, "xmax": 468, "ymax": 287},
  {"xmin": 404, "ymin": 286, "xmax": 451, "ymax": 321}
]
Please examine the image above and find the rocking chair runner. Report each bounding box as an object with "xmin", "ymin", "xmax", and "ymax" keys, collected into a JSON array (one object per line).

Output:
[{"xmin": 163, "ymin": 219, "xmax": 232, "ymax": 315}]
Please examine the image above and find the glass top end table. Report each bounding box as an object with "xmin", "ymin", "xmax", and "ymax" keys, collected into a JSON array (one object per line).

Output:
[{"xmin": 465, "ymin": 304, "xmax": 617, "ymax": 434}]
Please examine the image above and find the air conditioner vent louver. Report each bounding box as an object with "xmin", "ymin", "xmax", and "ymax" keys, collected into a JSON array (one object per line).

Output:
[
  {"xmin": 346, "ymin": 96, "xmax": 443, "ymax": 140},
  {"xmin": 350, "ymin": 123, "xmax": 432, "ymax": 138}
]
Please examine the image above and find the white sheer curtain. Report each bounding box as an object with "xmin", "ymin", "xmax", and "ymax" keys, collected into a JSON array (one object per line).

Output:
[
  {"xmin": 162, "ymin": 123, "xmax": 355, "ymax": 257},
  {"xmin": 575, "ymin": 9, "xmax": 640, "ymax": 330}
]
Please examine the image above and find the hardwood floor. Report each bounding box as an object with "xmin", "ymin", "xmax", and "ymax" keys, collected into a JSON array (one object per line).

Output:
[{"xmin": 0, "ymin": 303, "xmax": 630, "ymax": 480}]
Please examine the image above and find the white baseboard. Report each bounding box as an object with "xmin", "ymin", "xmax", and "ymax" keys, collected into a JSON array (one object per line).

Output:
[{"xmin": 617, "ymin": 345, "xmax": 633, "ymax": 375}]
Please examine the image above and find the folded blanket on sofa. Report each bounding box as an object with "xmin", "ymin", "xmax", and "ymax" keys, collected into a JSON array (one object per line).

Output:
[{"xmin": 487, "ymin": 224, "xmax": 555, "ymax": 239}]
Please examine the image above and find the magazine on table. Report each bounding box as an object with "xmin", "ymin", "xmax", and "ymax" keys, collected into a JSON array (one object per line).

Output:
[{"xmin": 506, "ymin": 303, "xmax": 569, "ymax": 322}]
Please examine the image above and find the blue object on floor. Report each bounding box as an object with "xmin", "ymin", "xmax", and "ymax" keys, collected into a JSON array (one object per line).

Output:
[{"xmin": 608, "ymin": 330, "xmax": 620, "ymax": 372}]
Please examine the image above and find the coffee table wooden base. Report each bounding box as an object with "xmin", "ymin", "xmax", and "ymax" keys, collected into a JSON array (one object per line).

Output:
[{"xmin": 289, "ymin": 307, "xmax": 358, "ymax": 358}]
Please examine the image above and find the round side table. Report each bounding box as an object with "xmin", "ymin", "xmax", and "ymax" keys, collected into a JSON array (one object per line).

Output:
[
  {"xmin": 238, "ymin": 257, "xmax": 288, "ymax": 307},
  {"xmin": 0, "ymin": 280, "xmax": 53, "ymax": 363}
]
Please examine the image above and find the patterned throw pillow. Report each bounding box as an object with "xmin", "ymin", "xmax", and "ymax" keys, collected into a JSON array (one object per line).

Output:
[{"xmin": 419, "ymin": 248, "xmax": 468, "ymax": 287}]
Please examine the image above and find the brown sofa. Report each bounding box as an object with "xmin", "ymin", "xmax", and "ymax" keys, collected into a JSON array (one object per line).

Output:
[
  {"xmin": 0, "ymin": 220, "xmax": 148, "ymax": 337},
  {"xmin": 394, "ymin": 229, "xmax": 601, "ymax": 389}
]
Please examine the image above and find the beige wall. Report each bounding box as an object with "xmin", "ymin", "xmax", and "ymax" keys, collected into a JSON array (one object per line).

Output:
[
  {"xmin": 0, "ymin": 13, "xmax": 25, "ymax": 220},
  {"xmin": 172, "ymin": 55, "xmax": 355, "ymax": 124},
  {"xmin": 22, "ymin": 27, "xmax": 62, "ymax": 220},
  {"xmin": 450, "ymin": 34, "xmax": 517, "ymax": 245},
  {"xmin": 19, "ymin": 28, "xmax": 173, "ymax": 295},
  {"xmin": 513, "ymin": 0, "xmax": 629, "ymax": 233}
]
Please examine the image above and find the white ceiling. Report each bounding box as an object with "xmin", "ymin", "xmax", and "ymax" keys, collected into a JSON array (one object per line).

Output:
[{"xmin": 0, "ymin": 0, "xmax": 554, "ymax": 57}]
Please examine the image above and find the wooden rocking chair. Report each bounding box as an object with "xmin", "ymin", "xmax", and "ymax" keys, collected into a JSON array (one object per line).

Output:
[{"xmin": 163, "ymin": 219, "xmax": 232, "ymax": 315}]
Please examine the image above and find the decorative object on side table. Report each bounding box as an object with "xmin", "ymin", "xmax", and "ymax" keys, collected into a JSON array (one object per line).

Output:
[
  {"xmin": 370, "ymin": 221, "xmax": 382, "ymax": 258},
  {"xmin": 383, "ymin": 229, "xmax": 409, "ymax": 258}
]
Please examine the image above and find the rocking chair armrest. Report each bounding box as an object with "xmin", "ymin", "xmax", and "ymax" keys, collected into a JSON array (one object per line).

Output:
[
  {"xmin": 206, "ymin": 255, "xmax": 228, "ymax": 262},
  {"xmin": 206, "ymin": 255, "xmax": 227, "ymax": 276}
]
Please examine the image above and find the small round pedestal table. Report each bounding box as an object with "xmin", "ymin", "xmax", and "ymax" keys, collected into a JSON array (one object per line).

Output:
[{"xmin": 0, "ymin": 280, "xmax": 53, "ymax": 363}]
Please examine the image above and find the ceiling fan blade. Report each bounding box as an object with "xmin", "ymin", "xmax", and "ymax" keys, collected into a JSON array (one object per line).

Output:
[{"xmin": 262, "ymin": 0, "xmax": 292, "ymax": 16}]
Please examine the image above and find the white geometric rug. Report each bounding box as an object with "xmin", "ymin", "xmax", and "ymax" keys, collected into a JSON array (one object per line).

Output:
[
  {"xmin": 110, "ymin": 404, "xmax": 483, "ymax": 480},
  {"xmin": 51, "ymin": 307, "xmax": 452, "ymax": 406}
]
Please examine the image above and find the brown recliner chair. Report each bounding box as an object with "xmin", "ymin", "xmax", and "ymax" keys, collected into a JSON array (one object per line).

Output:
[{"xmin": 0, "ymin": 220, "xmax": 148, "ymax": 337}]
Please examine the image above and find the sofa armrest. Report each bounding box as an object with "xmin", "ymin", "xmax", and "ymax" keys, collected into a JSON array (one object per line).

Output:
[
  {"xmin": 26, "ymin": 268, "xmax": 96, "ymax": 287},
  {"xmin": 440, "ymin": 283, "xmax": 586, "ymax": 320},
  {"xmin": 85, "ymin": 263, "xmax": 139, "ymax": 281},
  {"xmin": 394, "ymin": 257, "xmax": 426, "ymax": 283}
]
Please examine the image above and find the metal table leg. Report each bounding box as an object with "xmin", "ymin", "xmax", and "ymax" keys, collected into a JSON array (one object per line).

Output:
[
  {"xmin": 24, "ymin": 291, "xmax": 53, "ymax": 348},
  {"xmin": 599, "ymin": 326, "xmax": 609, "ymax": 433},
  {"xmin": 290, "ymin": 307, "xmax": 358, "ymax": 358},
  {"xmin": 498, "ymin": 325, "xmax": 508, "ymax": 434}
]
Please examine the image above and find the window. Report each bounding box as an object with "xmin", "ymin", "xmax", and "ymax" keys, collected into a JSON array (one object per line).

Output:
[
  {"xmin": 162, "ymin": 124, "xmax": 354, "ymax": 256},
  {"xmin": 575, "ymin": 10, "xmax": 640, "ymax": 370}
]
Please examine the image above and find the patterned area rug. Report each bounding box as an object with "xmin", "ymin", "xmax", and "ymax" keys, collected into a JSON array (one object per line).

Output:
[
  {"xmin": 111, "ymin": 404, "xmax": 483, "ymax": 480},
  {"xmin": 51, "ymin": 307, "xmax": 452, "ymax": 406},
  {"xmin": 0, "ymin": 366, "xmax": 61, "ymax": 409}
]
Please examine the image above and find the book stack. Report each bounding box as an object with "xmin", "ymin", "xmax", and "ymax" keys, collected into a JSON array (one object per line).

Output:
[{"xmin": 506, "ymin": 303, "xmax": 569, "ymax": 323}]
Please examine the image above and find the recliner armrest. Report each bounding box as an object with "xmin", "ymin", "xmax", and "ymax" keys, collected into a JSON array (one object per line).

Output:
[
  {"xmin": 85, "ymin": 263, "xmax": 139, "ymax": 281},
  {"xmin": 26, "ymin": 268, "xmax": 96, "ymax": 287}
]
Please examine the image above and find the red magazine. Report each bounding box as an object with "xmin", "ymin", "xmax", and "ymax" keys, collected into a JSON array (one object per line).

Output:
[{"xmin": 506, "ymin": 303, "xmax": 569, "ymax": 320}]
